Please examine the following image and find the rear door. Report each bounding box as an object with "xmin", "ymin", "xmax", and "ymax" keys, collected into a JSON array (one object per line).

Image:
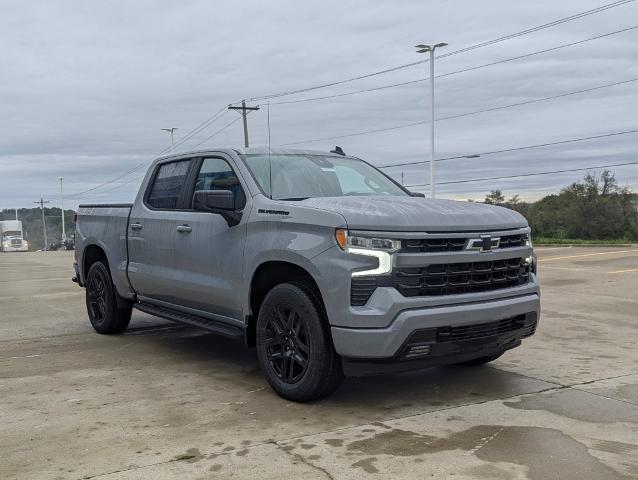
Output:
[{"xmin": 127, "ymin": 157, "xmax": 196, "ymax": 305}]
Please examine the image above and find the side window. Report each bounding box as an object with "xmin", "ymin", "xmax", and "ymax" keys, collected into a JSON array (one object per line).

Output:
[
  {"xmin": 195, "ymin": 158, "xmax": 246, "ymax": 208},
  {"xmin": 146, "ymin": 160, "xmax": 191, "ymax": 209}
]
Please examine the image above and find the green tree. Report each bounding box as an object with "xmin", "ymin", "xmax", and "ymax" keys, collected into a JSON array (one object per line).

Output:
[{"xmin": 484, "ymin": 190, "xmax": 505, "ymax": 205}]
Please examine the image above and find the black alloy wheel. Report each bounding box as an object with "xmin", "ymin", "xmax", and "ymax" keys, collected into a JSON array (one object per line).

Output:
[
  {"xmin": 85, "ymin": 261, "xmax": 132, "ymax": 334},
  {"xmin": 256, "ymin": 282, "xmax": 343, "ymax": 401},
  {"xmin": 87, "ymin": 271, "xmax": 108, "ymax": 323},
  {"xmin": 264, "ymin": 304, "xmax": 310, "ymax": 384}
]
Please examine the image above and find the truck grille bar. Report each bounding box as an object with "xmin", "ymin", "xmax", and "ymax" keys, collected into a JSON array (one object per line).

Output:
[
  {"xmin": 351, "ymin": 257, "xmax": 531, "ymax": 306},
  {"xmin": 401, "ymin": 233, "xmax": 528, "ymax": 253}
]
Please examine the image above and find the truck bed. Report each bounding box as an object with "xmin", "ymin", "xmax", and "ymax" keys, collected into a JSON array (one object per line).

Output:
[{"xmin": 75, "ymin": 203, "xmax": 134, "ymax": 299}]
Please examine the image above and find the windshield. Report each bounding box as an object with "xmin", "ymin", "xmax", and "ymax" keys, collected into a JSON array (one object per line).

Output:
[
  {"xmin": 241, "ymin": 154, "xmax": 408, "ymax": 200},
  {"xmin": 2, "ymin": 231, "xmax": 22, "ymax": 237}
]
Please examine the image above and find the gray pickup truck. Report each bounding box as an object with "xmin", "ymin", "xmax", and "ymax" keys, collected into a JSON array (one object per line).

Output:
[{"xmin": 73, "ymin": 147, "xmax": 539, "ymax": 401}]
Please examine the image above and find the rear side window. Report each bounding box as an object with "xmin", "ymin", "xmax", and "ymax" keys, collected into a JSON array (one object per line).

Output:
[
  {"xmin": 195, "ymin": 158, "xmax": 246, "ymax": 208},
  {"xmin": 147, "ymin": 160, "xmax": 191, "ymax": 209}
]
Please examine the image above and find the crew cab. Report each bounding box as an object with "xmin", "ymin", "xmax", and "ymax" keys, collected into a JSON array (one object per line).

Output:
[{"xmin": 73, "ymin": 147, "xmax": 540, "ymax": 401}]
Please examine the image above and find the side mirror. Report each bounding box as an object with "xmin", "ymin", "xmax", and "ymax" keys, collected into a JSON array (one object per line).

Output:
[
  {"xmin": 410, "ymin": 191, "xmax": 426, "ymax": 197},
  {"xmin": 193, "ymin": 190, "xmax": 242, "ymax": 226}
]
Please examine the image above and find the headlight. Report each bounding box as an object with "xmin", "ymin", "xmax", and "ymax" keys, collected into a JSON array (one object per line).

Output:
[
  {"xmin": 335, "ymin": 229, "xmax": 400, "ymax": 277},
  {"xmin": 335, "ymin": 229, "xmax": 400, "ymax": 253}
]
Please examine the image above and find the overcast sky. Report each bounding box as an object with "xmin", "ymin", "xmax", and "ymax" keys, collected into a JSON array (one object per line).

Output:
[{"xmin": 1, "ymin": 0, "xmax": 637, "ymax": 210}]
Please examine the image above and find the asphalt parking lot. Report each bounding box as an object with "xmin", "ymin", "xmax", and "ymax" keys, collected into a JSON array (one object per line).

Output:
[{"xmin": 1, "ymin": 248, "xmax": 637, "ymax": 479}]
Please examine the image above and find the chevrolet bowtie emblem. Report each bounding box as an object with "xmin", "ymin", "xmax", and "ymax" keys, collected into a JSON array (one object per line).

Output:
[{"xmin": 467, "ymin": 235, "xmax": 500, "ymax": 252}]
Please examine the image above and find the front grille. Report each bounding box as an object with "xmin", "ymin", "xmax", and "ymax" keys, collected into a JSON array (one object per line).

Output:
[
  {"xmin": 350, "ymin": 257, "xmax": 530, "ymax": 305},
  {"xmin": 401, "ymin": 232, "xmax": 528, "ymax": 253},
  {"xmin": 437, "ymin": 314, "xmax": 536, "ymax": 342},
  {"xmin": 395, "ymin": 257, "xmax": 530, "ymax": 297},
  {"xmin": 11, "ymin": 239, "xmax": 22, "ymax": 246}
]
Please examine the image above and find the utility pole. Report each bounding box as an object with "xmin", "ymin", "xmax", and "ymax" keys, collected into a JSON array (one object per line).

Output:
[
  {"xmin": 15, "ymin": 208, "xmax": 18, "ymax": 221},
  {"xmin": 228, "ymin": 100, "xmax": 260, "ymax": 148},
  {"xmin": 415, "ymin": 42, "xmax": 447, "ymax": 199},
  {"xmin": 59, "ymin": 177, "xmax": 66, "ymax": 242},
  {"xmin": 34, "ymin": 198, "xmax": 50, "ymax": 251},
  {"xmin": 161, "ymin": 128, "xmax": 178, "ymax": 154}
]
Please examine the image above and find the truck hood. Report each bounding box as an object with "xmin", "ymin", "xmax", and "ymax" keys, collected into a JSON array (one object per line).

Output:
[{"xmin": 297, "ymin": 196, "xmax": 527, "ymax": 232}]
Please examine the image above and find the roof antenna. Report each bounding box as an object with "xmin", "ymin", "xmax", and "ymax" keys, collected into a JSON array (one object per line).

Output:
[
  {"xmin": 330, "ymin": 146, "xmax": 345, "ymax": 156},
  {"xmin": 267, "ymin": 101, "xmax": 273, "ymax": 199}
]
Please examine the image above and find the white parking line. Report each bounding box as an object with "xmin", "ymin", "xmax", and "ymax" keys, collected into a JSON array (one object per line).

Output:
[
  {"xmin": 538, "ymin": 249, "xmax": 638, "ymax": 263},
  {"xmin": 608, "ymin": 267, "xmax": 638, "ymax": 274}
]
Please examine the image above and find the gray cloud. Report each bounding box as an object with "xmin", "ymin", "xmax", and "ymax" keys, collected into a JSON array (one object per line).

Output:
[{"xmin": 1, "ymin": 0, "xmax": 637, "ymax": 209}]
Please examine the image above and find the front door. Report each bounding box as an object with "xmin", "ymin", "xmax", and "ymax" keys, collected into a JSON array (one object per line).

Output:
[{"xmin": 171, "ymin": 156, "xmax": 249, "ymax": 320}]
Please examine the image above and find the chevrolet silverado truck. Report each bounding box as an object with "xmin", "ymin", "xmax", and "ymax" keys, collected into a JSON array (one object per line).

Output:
[{"xmin": 73, "ymin": 148, "xmax": 539, "ymax": 401}]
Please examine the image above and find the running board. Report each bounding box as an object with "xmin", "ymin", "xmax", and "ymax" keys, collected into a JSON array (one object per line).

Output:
[{"xmin": 135, "ymin": 302, "xmax": 244, "ymax": 339}]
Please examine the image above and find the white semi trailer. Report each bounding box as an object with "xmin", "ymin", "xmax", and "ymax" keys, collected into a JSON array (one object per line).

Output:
[{"xmin": 0, "ymin": 220, "xmax": 29, "ymax": 252}]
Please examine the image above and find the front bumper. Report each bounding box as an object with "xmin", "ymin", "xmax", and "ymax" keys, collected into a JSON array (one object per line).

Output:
[
  {"xmin": 1, "ymin": 245, "xmax": 29, "ymax": 252},
  {"xmin": 331, "ymin": 292, "xmax": 540, "ymax": 373}
]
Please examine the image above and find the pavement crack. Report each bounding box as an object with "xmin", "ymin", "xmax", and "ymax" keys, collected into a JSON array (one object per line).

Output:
[{"xmin": 275, "ymin": 442, "xmax": 335, "ymax": 480}]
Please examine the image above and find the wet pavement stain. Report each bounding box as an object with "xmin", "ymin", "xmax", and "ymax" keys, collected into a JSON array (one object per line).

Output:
[
  {"xmin": 503, "ymin": 389, "xmax": 638, "ymax": 423},
  {"xmin": 347, "ymin": 428, "xmax": 439, "ymax": 456},
  {"xmin": 325, "ymin": 438, "xmax": 344, "ymax": 447},
  {"xmin": 351, "ymin": 457, "xmax": 379, "ymax": 474},
  {"xmin": 172, "ymin": 448, "xmax": 203, "ymax": 463},
  {"xmin": 346, "ymin": 426, "xmax": 628, "ymax": 479}
]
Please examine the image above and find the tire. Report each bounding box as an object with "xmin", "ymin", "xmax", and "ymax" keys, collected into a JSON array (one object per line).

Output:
[
  {"xmin": 256, "ymin": 282, "xmax": 343, "ymax": 402},
  {"xmin": 456, "ymin": 351, "xmax": 505, "ymax": 366},
  {"xmin": 85, "ymin": 261, "xmax": 132, "ymax": 334}
]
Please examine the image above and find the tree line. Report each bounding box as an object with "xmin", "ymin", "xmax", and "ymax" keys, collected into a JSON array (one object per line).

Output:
[
  {"xmin": 482, "ymin": 170, "xmax": 638, "ymax": 241},
  {"xmin": 0, "ymin": 207, "xmax": 75, "ymax": 250}
]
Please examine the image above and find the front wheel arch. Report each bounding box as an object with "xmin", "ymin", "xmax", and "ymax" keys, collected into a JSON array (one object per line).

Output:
[{"xmin": 246, "ymin": 261, "xmax": 326, "ymax": 348}]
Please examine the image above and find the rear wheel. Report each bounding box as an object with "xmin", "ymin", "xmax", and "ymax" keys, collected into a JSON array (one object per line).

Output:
[
  {"xmin": 85, "ymin": 261, "xmax": 132, "ymax": 334},
  {"xmin": 256, "ymin": 282, "xmax": 343, "ymax": 402},
  {"xmin": 456, "ymin": 351, "xmax": 505, "ymax": 366}
]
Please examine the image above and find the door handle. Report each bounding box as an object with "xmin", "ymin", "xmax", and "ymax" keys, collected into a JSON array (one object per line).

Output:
[
  {"xmin": 130, "ymin": 223, "xmax": 143, "ymax": 230},
  {"xmin": 177, "ymin": 224, "xmax": 192, "ymax": 233}
]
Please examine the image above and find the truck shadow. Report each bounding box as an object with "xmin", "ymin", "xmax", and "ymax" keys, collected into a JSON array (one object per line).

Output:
[{"xmin": 124, "ymin": 318, "xmax": 547, "ymax": 413}]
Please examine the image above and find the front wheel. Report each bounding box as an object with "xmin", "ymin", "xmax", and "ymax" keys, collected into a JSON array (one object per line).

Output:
[
  {"xmin": 85, "ymin": 261, "xmax": 132, "ymax": 334},
  {"xmin": 256, "ymin": 282, "xmax": 343, "ymax": 402}
]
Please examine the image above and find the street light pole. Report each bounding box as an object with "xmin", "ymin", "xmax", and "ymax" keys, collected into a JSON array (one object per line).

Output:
[
  {"xmin": 161, "ymin": 127, "xmax": 178, "ymax": 154},
  {"xmin": 415, "ymin": 42, "xmax": 447, "ymax": 199},
  {"xmin": 59, "ymin": 177, "xmax": 66, "ymax": 242}
]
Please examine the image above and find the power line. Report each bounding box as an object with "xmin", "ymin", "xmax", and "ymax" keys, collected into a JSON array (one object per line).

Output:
[
  {"xmin": 270, "ymin": 24, "xmax": 638, "ymax": 106},
  {"xmin": 404, "ymin": 160, "xmax": 638, "ymax": 188},
  {"xmin": 279, "ymin": 78, "xmax": 638, "ymax": 146},
  {"xmin": 250, "ymin": 0, "xmax": 635, "ymax": 101},
  {"xmin": 379, "ymin": 129, "xmax": 638, "ymax": 169},
  {"xmin": 67, "ymin": 105, "xmax": 232, "ymax": 199},
  {"xmin": 83, "ymin": 116, "xmax": 244, "ymax": 197},
  {"xmin": 190, "ymin": 116, "xmax": 242, "ymax": 150}
]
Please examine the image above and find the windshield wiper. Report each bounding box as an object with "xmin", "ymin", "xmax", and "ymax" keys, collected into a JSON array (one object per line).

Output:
[{"xmin": 277, "ymin": 197, "xmax": 309, "ymax": 201}]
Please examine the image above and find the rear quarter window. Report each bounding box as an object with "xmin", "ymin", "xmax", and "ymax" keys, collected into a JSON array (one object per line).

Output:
[{"xmin": 146, "ymin": 160, "xmax": 191, "ymax": 209}]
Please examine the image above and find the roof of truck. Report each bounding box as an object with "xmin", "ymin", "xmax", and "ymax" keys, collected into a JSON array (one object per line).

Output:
[{"xmin": 156, "ymin": 147, "xmax": 352, "ymax": 162}]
